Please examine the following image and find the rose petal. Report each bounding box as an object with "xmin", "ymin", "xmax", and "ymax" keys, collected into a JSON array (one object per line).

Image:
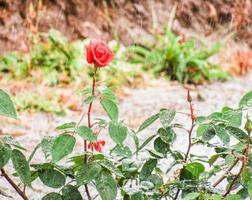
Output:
[
  {"xmin": 89, "ymin": 40, "xmax": 114, "ymax": 67},
  {"xmin": 86, "ymin": 42, "xmax": 94, "ymax": 64}
]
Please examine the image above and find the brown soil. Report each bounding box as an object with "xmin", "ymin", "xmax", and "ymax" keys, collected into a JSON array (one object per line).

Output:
[{"xmin": 0, "ymin": 0, "xmax": 252, "ymax": 54}]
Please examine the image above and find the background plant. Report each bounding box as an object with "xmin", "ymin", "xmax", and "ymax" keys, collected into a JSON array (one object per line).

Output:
[{"xmin": 127, "ymin": 29, "xmax": 230, "ymax": 84}]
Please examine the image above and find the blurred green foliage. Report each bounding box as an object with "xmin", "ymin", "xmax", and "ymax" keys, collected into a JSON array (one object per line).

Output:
[
  {"xmin": 127, "ymin": 29, "xmax": 230, "ymax": 84},
  {"xmin": 0, "ymin": 29, "xmax": 141, "ymax": 88}
]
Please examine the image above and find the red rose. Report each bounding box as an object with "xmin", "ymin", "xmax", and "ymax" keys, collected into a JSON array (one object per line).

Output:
[{"xmin": 86, "ymin": 40, "xmax": 114, "ymax": 67}]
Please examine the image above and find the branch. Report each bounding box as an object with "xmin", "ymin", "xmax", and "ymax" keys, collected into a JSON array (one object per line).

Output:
[
  {"xmin": 174, "ymin": 90, "xmax": 196, "ymax": 200},
  {"xmin": 1, "ymin": 169, "xmax": 29, "ymax": 200},
  {"xmin": 212, "ymin": 158, "xmax": 239, "ymax": 188},
  {"xmin": 223, "ymin": 161, "xmax": 244, "ymax": 197}
]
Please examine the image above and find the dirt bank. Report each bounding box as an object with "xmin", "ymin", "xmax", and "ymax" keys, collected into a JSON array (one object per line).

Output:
[{"xmin": 0, "ymin": 0, "xmax": 252, "ymax": 54}]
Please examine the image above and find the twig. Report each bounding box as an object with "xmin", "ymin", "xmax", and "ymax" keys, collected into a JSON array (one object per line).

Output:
[
  {"xmin": 223, "ymin": 161, "xmax": 244, "ymax": 197},
  {"xmin": 174, "ymin": 90, "xmax": 196, "ymax": 200},
  {"xmin": 1, "ymin": 169, "xmax": 29, "ymax": 200},
  {"xmin": 212, "ymin": 158, "xmax": 239, "ymax": 188}
]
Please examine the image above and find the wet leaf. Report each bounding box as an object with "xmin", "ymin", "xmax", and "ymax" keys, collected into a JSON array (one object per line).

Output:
[
  {"xmin": 95, "ymin": 171, "xmax": 117, "ymax": 200},
  {"xmin": 159, "ymin": 109, "xmax": 176, "ymax": 128},
  {"xmin": 76, "ymin": 162, "xmax": 102, "ymax": 185},
  {"xmin": 109, "ymin": 121, "xmax": 127, "ymax": 144},
  {"xmin": 76, "ymin": 126, "xmax": 96, "ymax": 142},
  {"xmin": 62, "ymin": 185, "xmax": 82, "ymax": 200},
  {"xmin": 0, "ymin": 89, "xmax": 17, "ymax": 119},
  {"xmin": 139, "ymin": 159, "xmax": 157, "ymax": 181},
  {"xmin": 39, "ymin": 168, "xmax": 65, "ymax": 188},
  {"xmin": 0, "ymin": 142, "xmax": 11, "ymax": 169},
  {"xmin": 52, "ymin": 134, "xmax": 76, "ymax": 162},
  {"xmin": 11, "ymin": 149, "xmax": 31, "ymax": 186},
  {"xmin": 138, "ymin": 113, "xmax": 159, "ymax": 132},
  {"xmin": 42, "ymin": 193, "xmax": 62, "ymax": 200},
  {"xmin": 101, "ymin": 99, "xmax": 118, "ymax": 121}
]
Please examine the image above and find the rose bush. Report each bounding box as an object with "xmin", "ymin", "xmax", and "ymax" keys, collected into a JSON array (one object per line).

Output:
[{"xmin": 0, "ymin": 40, "xmax": 252, "ymax": 200}]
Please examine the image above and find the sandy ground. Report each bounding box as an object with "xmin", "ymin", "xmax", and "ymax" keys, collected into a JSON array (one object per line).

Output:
[{"xmin": 0, "ymin": 72, "xmax": 251, "ymax": 199}]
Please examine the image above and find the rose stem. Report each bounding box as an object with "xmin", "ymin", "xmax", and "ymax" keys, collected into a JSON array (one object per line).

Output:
[
  {"xmin": 84, "ymin": 66, "xmax": 97, "ymax": 200},
  {"xmin": 1, "ymin": 168, "xmax": 29, "ymax": 200},
  {"xmin": 174, "ymin": 90, "xmax": 196, "ymax": 200}
]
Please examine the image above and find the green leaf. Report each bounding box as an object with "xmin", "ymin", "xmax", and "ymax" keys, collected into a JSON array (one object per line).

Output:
[
  {"xmin": 158, "ymin": 127, "xmax": 176, "ymax": 143},
  {"xmin": 180, "ymin": 162, "xmax": 205, "ymax": 180},
  {"xmin": 39, "ymin": 168, "xmax": 65, "ymax": 188},
  {"xmin": 83, "ymin": 95, "xmax": 97, "ymax": 104},
  {"xmin": 131, "ymin": 191, "xmax": 144, "ymax": 200},
  {"xmin": 154, "ymin": 137, "xmax": 169, "ymax": 154},
  {"xmin": 111, "ymin": 145, "xmax": 132, "ymax": 157},
  {"xmin": 11, "ymin": 149, "xmax": 31, "ymax": 185},
  {"xmin": 208, "ymin": 154, "xmax": 221, "ymax": 166},
  {"xmin": 101, "ymin": 87, "xmax": 117, "ymax": 103},
  {"xmin": 2, "ymin": 135, "xmax": 25, "ymax": 150},
  {"xmin": 182, "ymin": 192, "xmax": 200, "ymax": 200},
  {"xmin": 225, "ymin": 154, "xmax": 235, "ymax": 168},
  {"xmin": 52, "ymin": 134, "xmax": 76, "ymax": 162},
  {"xmin": 42, "ymin": 193, "xmax": 62, "ymax": 200},
  {"xmin": 239, "ymin": 91, "xmax": 252, "ymax": 107},
  {"xmin": 196, "ymin": 124, "xmax": 208, "ymax": 137},
  {"xmin": 147, "ymin": 150, "xmax": 164, "ymax": 158},
  {"xmin": 129, "ymin": 130, "xmax": 139, "ymax": 150},
  {"xmin": 76, "ymin": 126, "xmax": 96, "ymax": 142},
  {"xmin": 62, "ymin": 185, "xmax": 82, "ymax": 200},
  {"xmin": 241, "ymin": 168, "xmax": 251, "ymax": 185},
  {"xmin": 0, "ymin": 89, "xmax": 17, "ymax": 119},
  {"xmin": 76, "ymin": 162, "xmax": 102, "ymax": 185},
  {"xmin": 0, "ymin": 142, "xmax": 11, "ymax": 169},
  {"xmin": 56, "ymin": 122, "xmax": 76, "ymax": 130},
  {"xmin": 208, "ymin": 112, "xmax": 223, "ymax": 120},
  {"xmin": 80, "ymin": 88, "xmax": 92, "ymax": 95},
  {"xmin": 99, "ymin": 160, "xmax": 124, "ymax": 177},
  {"xmin": 100, "ymin": 99, "xmax": 118, "ymax": 121},
  {"xmin": 41, "ymin": 136, "xmax": 54, "ymax": 158},
  {"xmin": 138, "ymin": 113, "xmax": 159, "ymax": 132},
  {"xmin": 225, "ymin": 126, "xmax": 247, "ymax": 142},
  {"xmin": 159, "ymin": 109, "xmax": 176, "ymax": 128},
  {"xmin": 248, "ymin": 179, "xmax": 252, "ymax": 198},
  {"xmin": 139, "ymin": 159, "xmax": 157, "ymax": 181},
  {"xmin": 225, "ymin": 194, "xmax": 242, "ymax": 200},
  {"xmin": 95, "ymin": 171, "xmax": 117, "ymax": 200},
  {"xmin": 214, "ymin": 125, "xmax": 230, "ymax": 144},
  {"xmin": 147, "ymin": 174, "xmax": 163, "ymax": 187},
  {"xmin": 201, "ymin": 125, "xmax": 216, "ymax": 141},
  {"xmin": 109, "ymin": 121, "xmax": 127, "ymax": 144},
  {"xmin": 122, "ymin": 160, "xmax": 139, "ymax": 173},
  {"xmin": 196, "ymin": 116, "xmax": 207, "ymax": 124},
  {"xmin": 137, "ymin": 135, "xmax": 156, "ymax": 154},
  {"xmin": 237, "ymin": 188, "xmax": 248, "ymax": 199},
  {"xmin": 140, "ymin": 181, "xmax": 154, "ymax": 190},
  {"xmin": 222, "ymin": 107, "xmax": 242, "ymax": 127}
]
